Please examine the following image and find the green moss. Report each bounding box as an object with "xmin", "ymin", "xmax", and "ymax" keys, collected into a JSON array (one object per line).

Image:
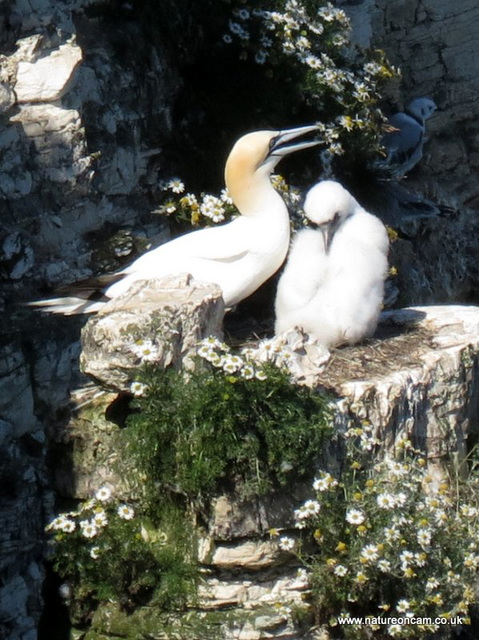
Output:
[{"xmin": 122, "ymin": 362, "xmax": 332, "ymax": 513}]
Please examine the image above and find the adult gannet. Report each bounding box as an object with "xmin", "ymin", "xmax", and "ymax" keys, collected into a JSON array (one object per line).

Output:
[
  {"xmin": 30, "ymin": 125, "xmax": 319, "ymax": 314},
  {"xmin": 275, "ymin": 180, "xmax": 389, "ymax": 348},
  {"xmin": 381, "ymin": 97, "xmax": 437, "ymax": 178}
]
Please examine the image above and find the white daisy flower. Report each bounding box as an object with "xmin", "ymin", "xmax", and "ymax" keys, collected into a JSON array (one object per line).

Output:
[
  {"xmin": 80, "ymin": 522, "xmax": 98, "ymax": 538},
  {"xmin": 278, "ymin": 537, "xmax": 295, "ymax": 551},
  {"xmin": 228, "ymin": 20, "xmax": 242, "ymax": 34},
  {"xmin": 255, "ymin": 50, "xmax": 267, "ymax": 65},
  {"xmin": 360, "ymin": 544, "xmax": 379, "ymax": 563},
  {"xmin": 399, "ymin": 550, "xmax": 414, "ymax": 568},
  {"xmin": 388, "ymin": 624, "xmax": 403, "ymax": 637},
  {"xmin": 167, "ymin": 178, "xmax": 185, "ymax": 194},
  {"xmin": 377, "ymin": 559, "xmax": 391, "ymax": 573},
  {"xmin": 200, "ymin": 195, "xmax": 225, "ymax": 223},
  {"xmin": 295, "ymin": 36, "xmax": 311, "ymax": 51},
  {"xmin": 60, "ymin": 519, "xmax": 76, "ymax": 533},
  {"xmin": 333, "ymin": 564, "xmax": 348, "ymax": 577},
  {"xmin": 201, "ymin": 336, "xmax": 225, "ymax": 349},
  {"xmin": 414, "ymin": 552, "xmax": 427, "ymax": 567},
  {"xmin": 313, "ymin": 472, "xmax": 338, "ymax": 492},
  {"xmin": 329, "ymin": 142, "xmax": 344, "ymax": 156},
  {"xmin": 376, "ymin": 493, "xmax": 395, "ymax": 509},
  {"xmin": 93, "ymin": 511, "xmax": 108, "ymax": 528},
  {"xmin": 313, "ymin": 477, "xmax": 329, "ymax": 492},
  {"xmin": 118, "ymin": 504, "xmax": 135, "ymax": 520},
  {"xmin": 417, "ymin": 528, "xmax": 432, "ymax": 547},
  {"xmin": 181, "ymin": 193, "xmax": 198, "ymax": 206},
  {"xmin": 159, "ymin": 201, "xmax": 176, "ymax": 215},
  {"xmin": 294, "ymin": 500, "xmax": 320, "ymax": 522},
  {"xmin": 130, "ymin": 381, "xmax": 149, "ymax": 397},
  {"xmin": 220, "ymin": 188, "xmax": 233, "ymax": 204},
  {"xmin": 240, "ymin": 365, "xmax": 255, "ymax": 380},
  {"xmin": 304, "ymin": 500, "xmax": 321, "ymax": 515},
  {"xmin": 131, "ymin": 339, "xmax": 159, "ymax": 363},
  {"xmin": 345, "ymin": 509, "xmax": 365, "ymax": 525},
  {"xmin": 394, "ymin": 492, "xmax": 408, "ymax": 507},
  {"xmin": 197, "ymin": 345, "xmax": 216, "ymax": 360},
  {"xmin": 464, "ymin": 552, "xmax": 479, "ymax": 569},
  {"xmin": 355, "ymin": 571, "xmax": 368, "ymax": 584},
  {"xmin": 90, "ymin": 546, "xmax": 101, "ymax": 559},
  {"xmin": 387, "ymin": 461, "xmax": 408, "ymax": 477},
  {"xmin": 434, "ymin": 510, "xmax": 448, "ymax": 525},
  {"xmin": 426, "ymin": 577, "xmax": 440, "ymax": 591},
  {"xmin": 95, "ymin": 487, "xmax": 112, "ymax": 502},
  {"xmin": 46, "ymin": 515, "xmax": 66, "ymax": 532},
  {"xmin": 396, "ymin": 599, "xmax": 410, "ymax": 613},
  {"xmin": 220, "ymin": 354, "xmax": 244, "ymax": 374}
]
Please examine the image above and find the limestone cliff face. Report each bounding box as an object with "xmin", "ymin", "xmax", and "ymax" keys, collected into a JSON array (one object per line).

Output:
[
  {"xmin": 0, "ymin": 2, "xmax": 179, "ymax": 301},
  {"xmin": 1, "ymin": 1, "xmax": 479, "ymax": 638},
  {"xmin": 343, "ymin": 0, "xmax": 479, "ymax": 307},
  {"xmin": 0, "ymin": 2, "xmax": 182, "ymax": 638},
  {"xmin": 371, "ymin": 0, "xmax": 479, "ymax": 208}
]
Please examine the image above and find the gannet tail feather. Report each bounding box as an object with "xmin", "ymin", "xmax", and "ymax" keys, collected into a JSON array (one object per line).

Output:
[
  {"xmin": 26, "ymin": 272, "xmax": 123, "ymax": 314},
  {"xmin": 26, "ymin": 296, "xmax": 104, "ymax": 315}
]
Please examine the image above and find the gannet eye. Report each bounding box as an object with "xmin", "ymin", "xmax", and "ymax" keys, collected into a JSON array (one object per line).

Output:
[{"xmin": 269, "ymin": 135, "xmax": 280, "ymax": 154}]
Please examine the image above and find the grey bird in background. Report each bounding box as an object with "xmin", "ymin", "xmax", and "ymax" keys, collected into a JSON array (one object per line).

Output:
[{"xmin": 380, "ymin": 97, "xmax": 437, "ymax": 178}]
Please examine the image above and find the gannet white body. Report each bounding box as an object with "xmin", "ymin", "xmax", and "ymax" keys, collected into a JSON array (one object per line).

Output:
[
  {"xmin": 275, "ymin": 180, "xmax": 389, "ymax": 348},
  {"xmin": 381, "ymin": 97, "xmax": 437, "ymax": 177},
  {"xmin": 30, "ymin": 125, "xmax": 319, "ymax": 314}
]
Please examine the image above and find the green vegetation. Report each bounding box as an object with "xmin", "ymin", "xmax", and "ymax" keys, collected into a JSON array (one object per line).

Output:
[
  {"xmin": 46, "ymin": 491, "xmax": 197, "ymax": 625},
  {"xmin": 123, "ymin": 350, "xmax": 332, "ymax": 512},
  {"xmin": 46, "ymin": 336, "xmax": 333, "ymax": 627},
  {"xmin": 278, "ymin": 428, "xmax": 479, "ymax": 638}
]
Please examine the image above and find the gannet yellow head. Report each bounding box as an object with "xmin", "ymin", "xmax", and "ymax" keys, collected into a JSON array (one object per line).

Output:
[
  {"xmin": 304, "ymin": 180, "xmax": 357, "ymax": 253},
  {"xmin": 225, "ymin": 124, "xmax": 319, "ymax": 215}
]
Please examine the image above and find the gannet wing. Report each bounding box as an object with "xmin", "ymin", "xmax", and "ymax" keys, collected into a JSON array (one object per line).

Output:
[{"xmin": 122, "ymin": 220, "xmax": 251, "ymax": 274}]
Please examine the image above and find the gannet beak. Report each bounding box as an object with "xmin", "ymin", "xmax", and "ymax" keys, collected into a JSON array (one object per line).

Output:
[
  {"xmin": 322, "ymin": 226, "xmax": 333, "ymax": 254},
  {"xmin": 269, "ymin": 124, "xmax": 320, "ymax": 158},
  {"xmin": 320, "ymin": 212, "xmax": 342, "ymax": 254}
]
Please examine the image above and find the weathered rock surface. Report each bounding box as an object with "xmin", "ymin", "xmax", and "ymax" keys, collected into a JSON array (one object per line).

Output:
[
  {"xmin": 14, "ymin": 38, "xmax": 82, "ymax": 103},
  {"xmin": 80, "ymin": 274, "xmax": 225, "ymax": 389},
  {"xmin": 55, "ymin": 304, "xmax": 479, "ymax": 639},
  {"xmin": 0, "ymin": 336, "xmax": 52, "ymax": 640}
]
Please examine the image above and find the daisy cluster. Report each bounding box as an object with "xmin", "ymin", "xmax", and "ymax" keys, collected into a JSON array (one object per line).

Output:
[
  {"xmin": 129, "ymin": 338, "xmax": 162, "ymax": 396},
  {"xmin": 279, "ymin": 429, "xmax": 479, "ymax": 638},
  {"xmin": 44, "ymin": 484, "xmax": 193, "ymax": 614},
  {"xmin": 46, "ymin": 487, "xmax": 138, "ymax": 561},
  {"xmin": 223, "ymin": 0, "xmax": 398, "ymax": 161},
  {"xmin": 197, "ymin": 335, "xmax": 300, "ymax": 380},
  {"xmin": 156, "ymin": 178, "xmax": 236, "ymax": 226}
]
